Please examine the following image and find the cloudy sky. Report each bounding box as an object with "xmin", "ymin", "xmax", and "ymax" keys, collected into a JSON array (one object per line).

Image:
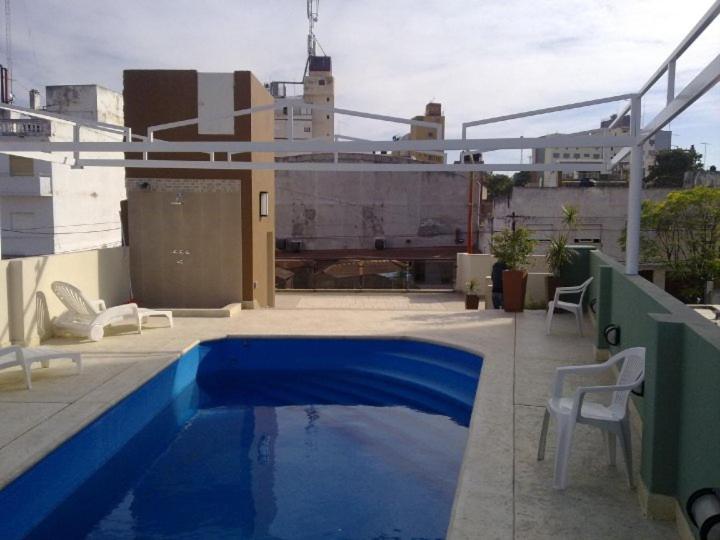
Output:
[{"xmin": 7, "ymin": 0, "xmax": 720, "ymax": 166}]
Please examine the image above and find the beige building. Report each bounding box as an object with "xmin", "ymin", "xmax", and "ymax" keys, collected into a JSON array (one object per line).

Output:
[
  {"xmin": 394, "ymin": 102, "xmax": 446, "ymax": 164},
  {"xmin": 266, "ymin": 55, "xmax": 334, "ymax": 143},
  {"xmin": 123, "ymin": 69, "xmax": 275, "ymax": 309},
  {"xmin": 532, "ymin": 115, "xmax": 671, "ymax": 186}
]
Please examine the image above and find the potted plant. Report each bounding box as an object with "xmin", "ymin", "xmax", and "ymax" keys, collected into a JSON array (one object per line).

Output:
[
  {"xmin": 545, "ymin": 205, "xmax": 579, "ymax": 300},
  {"xmin": 490, "ymin": 227, "xmax": 536, "ymax": 312},
  {"xmin": 465, "ymin": 279, "xmax": 481, "ymax": 310}
]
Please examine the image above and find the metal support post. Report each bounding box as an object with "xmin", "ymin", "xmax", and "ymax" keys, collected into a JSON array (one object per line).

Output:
[{"xmin": 625, "ymin": 95, "xmax": 643, "ymax": 275}]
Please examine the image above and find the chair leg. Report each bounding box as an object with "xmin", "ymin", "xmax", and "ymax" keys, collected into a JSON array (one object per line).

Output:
[
  {"xmin": 538, "ymin": 409, "xmax": 550, "ymax": 461},
  {"xmin": 618, "ymin": 419, "xmax": 634, "ymax": 488},
  {"xmin": 606, "ymin": 431, "xmax": 616, "ymax": 466},
  {"xmin": 21, "ymin": 361, "xmax": 32, "ymax": 390},
  {"xmin": 553, "ymin": 421, "xmax": 575, "ymax": 490},
  {"xmin": 73, "ymin": 354, "xmax": 83, "ymax": 374},
  {"xmin": 545, "ymin": 303, "xmax": 555, "ymax": 335},
  {"xmin": 575, "ymin": 309, "xmax": 583, "ymax": 336}
]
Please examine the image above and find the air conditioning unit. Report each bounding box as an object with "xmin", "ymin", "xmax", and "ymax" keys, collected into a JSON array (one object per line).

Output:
[
  {"xmin": 287, "ymin": 240, "xmax": 304, "ymax": 253},
  {"xmin": 374, "ymin": 237, "xmax": 386, "ymax": 250}
]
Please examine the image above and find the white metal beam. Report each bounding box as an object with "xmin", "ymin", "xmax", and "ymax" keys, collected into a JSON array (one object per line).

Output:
[
  {"xmin": 0, "ymin": 134, "xmax": 635, "ymax": 155},
  {"xmin": 462, "ymin": 93, "xmax": 635, "ymax": 135},
  {"xmin": 80, "ymin": 158, "xmax": 606, "ymax": 173},
  {"xmin": 609, "ymin": 0, "xmax": 720, "ymax": 128}
]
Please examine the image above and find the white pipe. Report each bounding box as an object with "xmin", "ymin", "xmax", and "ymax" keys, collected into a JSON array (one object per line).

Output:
[{"xmin": 625, "ymin": 95, "xmax": 643, "ymax": 275}]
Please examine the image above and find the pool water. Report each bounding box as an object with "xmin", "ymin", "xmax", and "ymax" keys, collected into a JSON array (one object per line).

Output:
[{"xmin": 24, "ymin": 339, "xmax": 482, "ymax": 540}]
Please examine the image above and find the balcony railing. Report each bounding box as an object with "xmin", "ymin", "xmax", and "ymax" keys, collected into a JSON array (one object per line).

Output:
[{"xmin": 0, "ymin": 118, "xmax": 50, "ymax": 137}]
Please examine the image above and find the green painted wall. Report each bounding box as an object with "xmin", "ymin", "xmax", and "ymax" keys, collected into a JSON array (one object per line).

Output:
[{"xmin": 577, "ymin": 251, "xmax": 720, "ymax": 537}]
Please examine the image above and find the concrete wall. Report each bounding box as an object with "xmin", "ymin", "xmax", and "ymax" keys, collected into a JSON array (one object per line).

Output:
[
  {"xmin": 0, "ymin": 260, "xmax": 9, "ymax": 346},
  {"xmin": 490, "ymin": 186, "xmax": 674, "ymax": 261},
  {"xmin": 6, "ymin": 247, "xmax": 130, "ymax": 346},
  {"xmin": 276, "ymin": 169, "xmax": 470, "ymax": 251}
]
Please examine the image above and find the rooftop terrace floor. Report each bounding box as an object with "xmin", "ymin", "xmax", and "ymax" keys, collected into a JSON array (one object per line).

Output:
[{"xmin": 0, "ymin": 292, "xmax": 677, "ymax": 539}]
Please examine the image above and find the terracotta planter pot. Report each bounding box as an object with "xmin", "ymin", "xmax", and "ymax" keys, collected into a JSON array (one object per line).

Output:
[
  {"xmin": 502, "ymin": 269, "xmax": 528, "ymax": 312},
  {"xmin": 465, "ymin": 294, "xmax": 480, "ymax": 310}
]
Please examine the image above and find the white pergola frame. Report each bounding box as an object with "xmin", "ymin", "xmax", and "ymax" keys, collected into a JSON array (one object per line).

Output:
[{"xmin": 0, "ymin": 0, "xmax": 718, "ymax": 275}]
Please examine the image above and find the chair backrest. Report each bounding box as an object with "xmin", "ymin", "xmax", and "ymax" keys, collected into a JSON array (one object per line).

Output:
[
  {"xmin": 51, "ymin": 281, "xmax": 99, "ymax": 317},
  {"xmin": 577, "ymin": 277, "xmax": 594, "ymax": 306},
  {"xmin": 35, "ymin": 291, "xmax": 53, "ymax": 341},
  {"xmin": 609, "ymin": 347, "xmax": 646, "ymax": 417}
]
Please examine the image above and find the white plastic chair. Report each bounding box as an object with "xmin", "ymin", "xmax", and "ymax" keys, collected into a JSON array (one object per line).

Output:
[
  {"xmin": 545, "ymin": 277, "xmax": 593, "ymax": 336},
  {"xmin": 0, "ymin": 346, "xmax": 82, "ymax": 389},
  {"xmin": 51, "ymin": 281, "xmax": 141, "ymax": 341},
  {"xmin": 537, "ymin": 347, "xmax": 646, "ymax": 490}
]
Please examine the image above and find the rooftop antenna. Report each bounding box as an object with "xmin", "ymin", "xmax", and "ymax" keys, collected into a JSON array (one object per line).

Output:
[
  {"xmin": 3, "ymin": 0, "xmax": 12, "ymax": 103},
  {"xmin": 307, "ymin": 0, "xmax": 318, "ymax": 58}
]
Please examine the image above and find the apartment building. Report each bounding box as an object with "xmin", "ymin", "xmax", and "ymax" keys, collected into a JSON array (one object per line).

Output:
[
  {"xmin": 0, "ymin": 85, "xmax": 126, "ymax": 258},
  {"xmin": 532, "ymin": 114, "xmax": 671, "ymax": 186},
  {"xmin": 393, "ymin": 102, "xmax": 446, "ymax": 164}
]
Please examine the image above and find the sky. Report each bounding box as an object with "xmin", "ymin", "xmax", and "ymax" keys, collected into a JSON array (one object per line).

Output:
[{"xmin": 6, "ymin": 0, "xmax": 720, "ymax": 167}]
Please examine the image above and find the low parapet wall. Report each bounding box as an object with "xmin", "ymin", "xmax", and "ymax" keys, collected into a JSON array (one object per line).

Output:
[
  {"xmin": 5, "ymin": 247, "xmax": 131, "ymax": 346},
  {"xmin": 582, "ymin": 249, "xmax": 720, "ymax": 535}
]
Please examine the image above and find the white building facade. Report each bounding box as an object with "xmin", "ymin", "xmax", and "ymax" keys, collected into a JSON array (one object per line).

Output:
[
  {"xmin": 0, "ymin": 85, "xmax": 126, "ymax": 258},
  {"xmin": 533, "ymin": 115, "xmax": 671, "ymax": 187}
]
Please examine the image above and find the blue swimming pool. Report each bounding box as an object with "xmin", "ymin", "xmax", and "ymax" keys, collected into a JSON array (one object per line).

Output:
[{"xmin": 2, "ymin": 338, "xmax": 482, "ymax": 539}]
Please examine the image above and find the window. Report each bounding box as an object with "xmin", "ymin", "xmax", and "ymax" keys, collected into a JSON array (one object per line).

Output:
[
  {"xmin": 552, "ymin": 152, "xmax": 560, "ymax": 158},
  {"xmin": 9, "ymin": 156, "xmax": 33, "ymax": 176},
  {"xmin": 562, "ymin": 153, "xmax": 570, "ymax": 158},
  {"xmin": 573, "ymin": 153, "xmax": 581, "ymax": 159},
  {"xmin": 259, "ymin": 192, "xmax": 269, "ymax": 218},
  {"xmin": 319, "ymin": 79, "xmax": 326, "ymax": 86},
  {"xmin": 282, "ymin": 107, "xmax": 288, "ymax": 115},
  {"xmin": 593, "ymin": 153, "xmax": 601, "ymax": 159},
  {"xmin": 304, "ymin": 127, "xmax": 311, "ymax": 133},
  {"xmin": 583, "ymin": 153, "xmax": 590, "ymax": 158}
]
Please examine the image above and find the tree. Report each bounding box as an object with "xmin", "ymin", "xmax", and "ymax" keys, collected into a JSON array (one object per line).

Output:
[
  {"xmin": 626, "ymin": 187, "xmax": 720, "ymax": 302},
  {"xmin": 486, "ymin": 174, "xmax": 513, "ymax": 199},
  {"xmin": 645, "ymin": 147, "xmax": 704, "ymax": 187},
  {"xmin": 512, "ymin": 170, "xmax": 532, "ymax": 187}
]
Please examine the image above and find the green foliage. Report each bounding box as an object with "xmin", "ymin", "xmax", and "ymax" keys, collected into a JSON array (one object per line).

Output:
[
  {"xmin": 512, "ymin": 170, "xmax": 532, "ymax": 187},
  {"xmin": 486, "ymin": 174, "xmax": 513, "ymax": 199},
  {"xmin": 490, "ymin": 227, "xmax": 537, "ymax": 270},
  {"xmin": 465, "ymin": 278, "xmax": 480, "ymax": 294},
  {"xmin": 624, "ymin": 187, "xmax": 720, "ymax": 302},
  {"xmin": 645, "ymin": 147, "xmax": 704, "ymax": 187},
  {"xmin": 561, "ymin": 204, "xmax": 579, "ymax": 230},
  {"xmin": 546, "ymin": 234, "xmax": 576, "ymax": 277}
]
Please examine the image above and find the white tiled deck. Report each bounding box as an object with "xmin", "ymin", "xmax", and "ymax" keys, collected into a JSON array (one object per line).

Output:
[{"xmin": 0, "ymin": 292, "xmax": 677, "ymax": 539}]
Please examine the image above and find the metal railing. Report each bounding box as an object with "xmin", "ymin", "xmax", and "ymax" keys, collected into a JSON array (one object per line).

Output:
[{"xmin": 0, "ymin": 118, "xmax": 50, "ymax": 137}]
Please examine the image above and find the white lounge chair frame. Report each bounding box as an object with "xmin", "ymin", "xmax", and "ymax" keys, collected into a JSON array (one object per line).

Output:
[
  {"xmin": 537, "ymin": 347, "xmax": 646, "ymax": 490},
  {"xmin": 0, "ymin": 346, "xmax": 82, "ymax": 389},
  {"xmin": 546, "ymin": 277, "xmax": 594, "ymax": 336},
  {"xmin": 51, "ymin": 281, "xmax": 141, "ymax": 341}
]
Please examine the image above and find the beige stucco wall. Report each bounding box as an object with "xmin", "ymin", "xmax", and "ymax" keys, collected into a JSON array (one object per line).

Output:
[
  {"xmin": 456, "ymin": 253, "xmax": 548, "ymax": 295},
  {"xmin": 7, "ymin": 247, "xmax": 130, "ymax": 345},
  {"xmin": 0, "ymin": 260, "xmax": 10, "ymax": 346}
]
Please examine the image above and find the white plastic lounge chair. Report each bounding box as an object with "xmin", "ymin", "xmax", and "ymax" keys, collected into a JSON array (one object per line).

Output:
[
  {"xmin": 0, "ymin": 346, "xmax": 82, "ymax": 389},
  {"xmin": 545, "ymin": 277, "xmax": 593, "ymax": 336},
  {"xmin": 537, "ymin": 347, "xmax": 646, "ymax": 490},
  {"xmin": 51, "ymin": 281, "xmax": 141, "ymax": 341}
]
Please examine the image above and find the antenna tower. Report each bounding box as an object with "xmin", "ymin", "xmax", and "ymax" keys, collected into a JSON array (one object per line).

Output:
[{"xmin": 307, "ymin": 0, "xmax": 318, "ymax": 58}]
